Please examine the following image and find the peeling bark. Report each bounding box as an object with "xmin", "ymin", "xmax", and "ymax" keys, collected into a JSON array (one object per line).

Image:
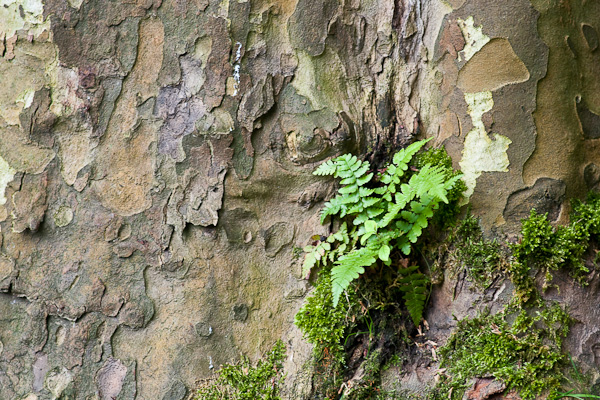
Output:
[{"xmin": 0, "ymin": 0, "xmax": 598, "ymax": 398}]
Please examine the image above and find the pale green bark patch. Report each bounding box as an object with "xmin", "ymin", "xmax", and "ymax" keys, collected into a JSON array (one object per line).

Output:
[
  {"xmin": 0, "ymin": 0, "xmax": 50, "ymax": 39},
  {"xmin": 53, "ymin": 206, "xmax": 74, "ymax": 228}
]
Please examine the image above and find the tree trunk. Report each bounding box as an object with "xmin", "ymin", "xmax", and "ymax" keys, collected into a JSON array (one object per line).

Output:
[{"xmin": 0, "ymin": 0, "xmax": 598, "ymax": 398}]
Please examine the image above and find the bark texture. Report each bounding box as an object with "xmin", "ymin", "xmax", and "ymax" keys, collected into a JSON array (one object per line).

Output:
[{"xmin": 0, "ymin": 0, "xmax": 598, "ymax": 398}]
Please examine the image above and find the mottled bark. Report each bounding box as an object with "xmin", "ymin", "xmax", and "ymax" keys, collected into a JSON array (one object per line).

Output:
[{"xmin": 0, "ymin": 0, "xmax": 598, "ymax": 398}]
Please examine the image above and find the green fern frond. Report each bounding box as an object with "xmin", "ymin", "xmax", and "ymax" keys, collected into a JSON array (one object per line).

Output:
[
  {"xmin": 331, "ymin": 247, "xmax": 378, "ymax": 306},
  {"xmin": 302, "ymin": 241, "xmax": 331, "ymax": 278},
  {"xmin": 398, "ymin": 266, "xmax": 429, "ymax": 326},
  {"xmin": 379, "ymin": 138, "xmax": 432, "ymax": 186},
  {"xmin": 392, "ymin": 138, "xmax": 432, "ymax": 170},
  {"xmin": 320, "ymin": 197, "xmax": 346, "ymax": 224},
  {"xmin": 329, "ymin": 222, "xmax": 350, "ymax": 243},
  {"xmin": 367, "ymin": 207, "xmax": 385, "ymax": 218},
  {"xmin": 317, "ymin": 155, "xmax": 377, "ymax": 223},
  {"xmin": 313, "ymin": 159, "xmax": 338, "ymax": 176},
  {"xmin": 379, "ymin": 191, "xmax": 414, "ymax": 228},
  {"xmin": 357, "ymin": 172, "xmax": 374, "ymax": 186}
]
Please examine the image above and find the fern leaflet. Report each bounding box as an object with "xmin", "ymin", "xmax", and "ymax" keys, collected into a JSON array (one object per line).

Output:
[
  {"xmin": 331, "ymin": 246, "xmax": 378, "ymax": 306},
  {"xmin": 397, "ymin": 265, "xmax": 430, "ymax": 326}
]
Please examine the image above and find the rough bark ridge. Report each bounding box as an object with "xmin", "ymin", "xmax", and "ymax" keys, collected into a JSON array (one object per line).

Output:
[{"xmin": 0, "ymin": 0, "xmax": 598, "ymax": 398}]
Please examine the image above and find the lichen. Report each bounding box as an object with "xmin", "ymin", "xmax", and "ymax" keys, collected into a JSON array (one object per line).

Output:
[
  {"xmin": 456, "ymin": 16, "xmax": 490, "ymax": 61},
  {"xmin": 459, "ymin": 91, "xmax": 511, "ymax": 203},
  {"xmin": 0, "ymin": 155, "xmax": 15, "ymax": 206},
  {"xmin": 0, "ymin": 0, "xmax": 50, "ymax": 39}
]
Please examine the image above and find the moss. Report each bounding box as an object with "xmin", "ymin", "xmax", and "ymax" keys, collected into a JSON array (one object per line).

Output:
[
  {"xmin": 294, "ymin": 268, "xmax": 357, "ymax": 363},
  {"xmin": 195, "ymin": 340, "xmax": 286, "ymax": 400},
  {"xmin": 293, "ymin": 266, "xmax": 358, "ymax": 398},
  {"xmin": 438, "ymin": 302, "xmax": 572, "ymax": 400},
  {"xmin": 572, "ymin": 192, "xmax": 600, "ymax": 236},
  {"xmin": 430, "ymin": 195, "xmax": 600, "ymax": 399},
  {"xmin": 451, "ymin": 213, "xmax": 506, "ymax": 288},
  {"xmin": 509, "ymin": 200, "xmax": 597, "ymax": 303}
]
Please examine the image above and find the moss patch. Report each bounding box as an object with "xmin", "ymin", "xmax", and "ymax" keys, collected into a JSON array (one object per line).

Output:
[
  {"xmin": 194, "ymin": 340, "xmax": 286, "ymax": 400},
  {"xmin": 509, "ymin": 193, "xmax": 600, "ymax": 304},
  {"xmin": 436, "ymin": 302, "xmax": 571, "ymax": 400}
]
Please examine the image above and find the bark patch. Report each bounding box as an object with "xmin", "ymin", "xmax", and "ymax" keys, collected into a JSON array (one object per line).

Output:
[{"xmin": 457, "ymin": 38, "xmax": 530, "ymax": 92}]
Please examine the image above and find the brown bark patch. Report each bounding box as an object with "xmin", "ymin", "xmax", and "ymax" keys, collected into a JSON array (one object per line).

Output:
[{"xmin": 457, "ymin": 38, "xmax": 530, "ymax": 92}]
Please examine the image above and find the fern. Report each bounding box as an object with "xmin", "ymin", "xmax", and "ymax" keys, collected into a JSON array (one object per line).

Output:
[
  {"xmin": 317, "ymin": 154, "xmax": 374, "ymax": 224},
  {"xmin": 302, "ymin": 223, "xmax": 352, "ymax": 278},
  {"xmin": 302, "ymin": 241, "xmax": 331, "ymax": 278},
  {"xmin": 331, "ymin": 246, "xmax": 377, "ymax": 306},
  {"xmin": 379, "ymin": 138, "xmax": 431, "ymax": 195},
  {"xmin": 396, "ymin": 265, "xmax": 430, "ymax": 326},
  {"xmin": 306, "ymin": 139, "xmax": 464, "ymax": 319}
]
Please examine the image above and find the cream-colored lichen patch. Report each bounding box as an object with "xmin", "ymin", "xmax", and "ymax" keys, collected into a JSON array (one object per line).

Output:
[
  {"xmin": 0, "ymin": 156, "xmax": 15, "ymax": 206},
  {"xmin": 459, "ymin": 91, "xmax": 511, "ymax": 203},
  {"xmin": 45, "ymin": 367, "xmax": 73, "ymax": 398},
  {"xmin": 465, "ymin": 91, "xmax": 494, "ymax": 129},
  {"xmin": 457, "ymin": 16, "xmax": 490, "ymax": 61},
  {"xmin": 53, "ymin": 206, "xmax": 73, "ymax": 227},
  {"xmin": 219, "ymin": 0, "xmax": 230, "ymax": 19},
  {"xmin": 15, "ymin": 90, "xmax": 35, "ymax": 109},
  {"xmin": 0, "ymin": 0, "xmax": 50, "ymax": 39}
]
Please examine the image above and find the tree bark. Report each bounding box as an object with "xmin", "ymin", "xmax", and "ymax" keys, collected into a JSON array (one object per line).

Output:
[{"xmin": 0, "ymin": 0, "xmax": 598, "ymax": 398}]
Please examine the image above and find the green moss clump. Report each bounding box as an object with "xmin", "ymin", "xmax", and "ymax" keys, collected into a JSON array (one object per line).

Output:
[
  {"xmin": 438, "ymin": 302, "xmax": 572, "ymax": 400},
  {"xmin": 294, "ymin": 268, "xmax": 357, "ymax": 363},
  {"xmin": 452, "ymin": 214, "xmax": 505, "ymax": 289},
  {"xmin": 510, "ymin": 205, "xmax": 592, "ymax": 303},
  {"xmin": 431, "ymin": 195, "xmax": 600, "ymax": 400},
  {"xmin": 294, "ymin": 267, "xmax": 358, "ymax": 398},
  {"xmin": 195, "ymin": 341, "xmax": 286, "ymax": 400},
  {"xmin": 571, "ymin": 192, "xmax": 600, "ymax": 236}
]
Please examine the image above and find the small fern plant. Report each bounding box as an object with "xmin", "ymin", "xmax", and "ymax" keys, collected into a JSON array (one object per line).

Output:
[{"xmin": 302, "ymin": 138, "xmax": 462, "ymax": 325}]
